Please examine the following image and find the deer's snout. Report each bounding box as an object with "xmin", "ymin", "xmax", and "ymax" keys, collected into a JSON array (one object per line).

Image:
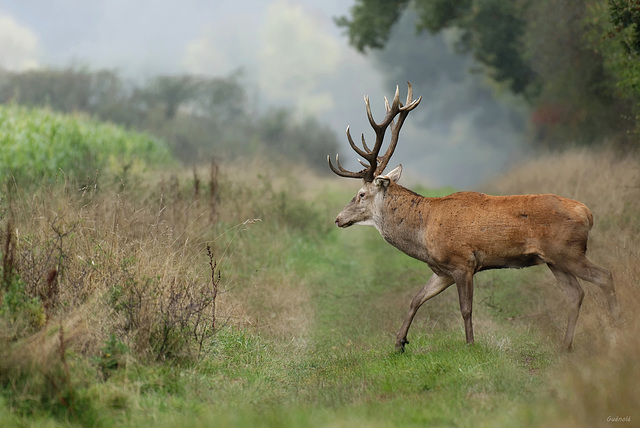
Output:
[{"xmin": 335, "ymin": 216, "xmax": 353, "ymax": 228}]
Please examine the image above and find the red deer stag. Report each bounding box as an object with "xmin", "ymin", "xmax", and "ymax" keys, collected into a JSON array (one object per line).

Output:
[{"xmin": 328, "ymin": 82, "xmax": 619, "ymax": 352}]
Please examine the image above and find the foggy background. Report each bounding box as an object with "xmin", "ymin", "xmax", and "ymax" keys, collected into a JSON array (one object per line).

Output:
[{"xmin": 0, "ymin": 0, "xmax": 529, "ymax": 187}]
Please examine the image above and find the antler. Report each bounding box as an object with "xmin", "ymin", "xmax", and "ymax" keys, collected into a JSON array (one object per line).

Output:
[{"xmin": 328, "ymin": 82, "xmax": 422, "ymax": 182}]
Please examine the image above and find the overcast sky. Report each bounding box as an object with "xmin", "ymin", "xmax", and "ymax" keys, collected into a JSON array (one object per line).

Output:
[{"xmin": 0, "ymin": 0, "xmax": 528, "ymax": 187}]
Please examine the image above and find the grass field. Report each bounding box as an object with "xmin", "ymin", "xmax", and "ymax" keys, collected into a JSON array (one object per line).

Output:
[{"xmin": 1, "ymin": 148, "xmax": 638, "ymax": 427}]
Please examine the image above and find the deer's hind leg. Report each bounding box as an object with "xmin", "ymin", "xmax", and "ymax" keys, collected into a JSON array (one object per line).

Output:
[
  {"xmin": 567, "ymin": 258, "xmax": 620, "ymax": 321},
  {"xmin": 453, "ymin": 270, "xmax": 475, "ymax": 345},
  {"xmin": 548, "ymin": 265, "xmax": 584, "ymax": 351}
]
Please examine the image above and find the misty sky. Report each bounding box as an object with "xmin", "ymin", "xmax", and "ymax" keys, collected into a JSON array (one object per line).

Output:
[{"xmin": 0, "ymin": 0, "xmax": 529, "ymax": 187}]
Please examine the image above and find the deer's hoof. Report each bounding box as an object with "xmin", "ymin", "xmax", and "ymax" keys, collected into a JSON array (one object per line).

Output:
[{"xmin": 395, "ymin": 338, "xmax": 409, "ymax": 353}]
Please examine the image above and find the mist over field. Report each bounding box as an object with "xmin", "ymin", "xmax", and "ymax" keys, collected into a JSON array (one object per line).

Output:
[{"xmin": 0, "ymin": 0, "xmax": 528, "ymax": 187}]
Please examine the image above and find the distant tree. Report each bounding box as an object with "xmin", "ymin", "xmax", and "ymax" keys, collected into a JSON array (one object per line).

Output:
[
  {"xmin": 142, "ymin": 75, "xmax": 201, "ymax": 120},
  {"xmin": 194, "ymin": 73, "xmax": 248, "ymax": 122},
  {"xmin": 0, "ymin": 67, "xmax": 93, "ymax": 112},
  {"xmin": 523, "ymin": 0, "xmax": 632, "ymax": 145},
  {"xmin": 258, "ymin": 108, "xmax": 339, "ymax": 173},
  {"xmin": 334, "ymin": 0, "xmax": 411, "ymax": 51}
]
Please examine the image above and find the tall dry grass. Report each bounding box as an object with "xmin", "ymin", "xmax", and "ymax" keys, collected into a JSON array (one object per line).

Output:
[
  {"xmin": 487, "ymin": 148, "xmax": 640, "ymax": 427},
  {"xmin": 0, "ymin": 157, "xmax": 321, "ymax": 378},
  {"xmin": 0, "ymin": 161, "xmax": 275, "ymax": 414},
  {"xmin": 2, "ymin": 180, "xmax": 218, "ymax": 361}
]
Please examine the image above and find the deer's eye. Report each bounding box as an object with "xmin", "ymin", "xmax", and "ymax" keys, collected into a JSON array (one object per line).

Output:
[{"xmin": 359, "ymin": 192, "xmax": 366, "ymax": 199}]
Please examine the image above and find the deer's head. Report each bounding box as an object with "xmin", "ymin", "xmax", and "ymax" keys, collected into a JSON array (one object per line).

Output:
[
  {"xmin": 328, "ymin": 83, "xmax": 420, "ymax": 229},
  {"xmin": 334, "ymin": 165, "xmax": 403, "ymax": 228}
]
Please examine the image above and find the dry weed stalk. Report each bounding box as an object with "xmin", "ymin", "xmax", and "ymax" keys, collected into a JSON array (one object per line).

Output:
[
  {"xmin": 206, "ymin": 244, "xmax": 220, "ymax": 331},
  {"xmin": 193, "ymin": 165, "xmax": 200, "ymax": 197},
  {"xmin": 209, "ymin": 158, "xmax": 219, "ymax": 222},
  {"xmin": 1, "ymin": 218, "xmax": 14, "ymax": 301}
]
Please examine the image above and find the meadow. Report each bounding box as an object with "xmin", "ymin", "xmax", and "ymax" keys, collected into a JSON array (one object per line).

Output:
[{"xmin": 1, "ymin": 107, "xmax": 638, "ymax": 427}]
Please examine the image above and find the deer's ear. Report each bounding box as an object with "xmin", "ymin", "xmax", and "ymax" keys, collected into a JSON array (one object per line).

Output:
[
  {"xmin": 387, "ymin": 164, "xmax": 402, "ymax": 182},
  {"xmin": 374, "ymin": 164, "xmax": 402, "ymax": 188},
  {"xmin": 374, "ymin": 176, "xmax": 390, "ymax": 188}
]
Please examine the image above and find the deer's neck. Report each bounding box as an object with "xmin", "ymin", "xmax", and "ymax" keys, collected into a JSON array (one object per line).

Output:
[{"xmin": 377, "ymin": 183, "xmax": 432, "ymax": 262}]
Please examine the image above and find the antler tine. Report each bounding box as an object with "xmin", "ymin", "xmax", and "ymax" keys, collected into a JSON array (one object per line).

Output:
[
  {"xmin": 401, "ymin": 95, "xmax": 422, "ymax": 112},
  {"xmin": 391, "ymin": 84, "xmax": 401, "ymax": 111},
  {"xmin": 365, "ymin": 95, "xmax": 376, "ymax": 129},
  {"xmin": 400, "ymin": 82, "xmax": 422, "ymax": 111},
  {"xmin": 327, "ymin": 154, "xmax": 366, "ymax": 179},
  {"xmin": 375, "ymin": 108, "xmax": 412, "ymax": 176},
  {"xmin": 361, "ymin": 133, "xmax": 371, "ymax": 153},
  {"xmin": 345, "ymin": 126, "xmax": 370, "ymax": 158},
  {"xmin": 405, "ymin": 81, "xmax": 413, "ymax": 107}
]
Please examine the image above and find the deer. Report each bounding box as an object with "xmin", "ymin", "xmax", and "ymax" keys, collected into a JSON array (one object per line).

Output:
[{"xmin": 328, "ymin": 82, "xmax": 620, "ymax": 352}]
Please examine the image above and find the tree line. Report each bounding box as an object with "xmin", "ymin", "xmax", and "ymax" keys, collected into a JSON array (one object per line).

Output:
[
  {"xmin": 337, "ymin": 0, "xmax": 640, "ymax": 147},
  {"xmin": 0, "ymin": 67, "xmax": 339, "ymax": 173}
]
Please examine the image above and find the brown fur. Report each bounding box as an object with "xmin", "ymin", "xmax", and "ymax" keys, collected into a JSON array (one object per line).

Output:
[{"xmin": 335, "ymin": 172, "xmax": 620, "ymax": 352}]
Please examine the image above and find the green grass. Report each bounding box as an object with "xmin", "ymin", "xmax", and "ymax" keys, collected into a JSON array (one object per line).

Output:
[
  {"xmin": 57, "ymin": 332, "xmax": 551, "ymax": 428},
  {"xmin": 27, "ymin": 328, "xmax": 550, "ymax": 428}
]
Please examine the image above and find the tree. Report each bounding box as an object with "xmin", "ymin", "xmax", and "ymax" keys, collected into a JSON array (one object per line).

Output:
[
  {"xmin": 336, "ymin": 0, "xmax": 536, "ymax": 95},
  {"xmin": 334, "ymin": 0, "xmax": 411, "ymax": 51},
  {"xmin": 0, "ymin": 67, "xmax": 93, "ymax": 112},
  {"xmin": 608, "ymin": 0, "xmax": 640, "ymax": 55},
  {"xmin": 337, "ymin": 0, "xmax": 640, "ymax": 146},
  {"xmin": 194, "ymin": 73, "xmax": 247, "ymax": 123},
  {"xmin": 142, "ymin": 75, "xmax": 201, "ymax": 120}
]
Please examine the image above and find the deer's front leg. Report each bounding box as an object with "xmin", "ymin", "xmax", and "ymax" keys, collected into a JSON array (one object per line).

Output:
[{"xmin": 395, "ymin": 273, "xmax": 454, "ymax": 352}]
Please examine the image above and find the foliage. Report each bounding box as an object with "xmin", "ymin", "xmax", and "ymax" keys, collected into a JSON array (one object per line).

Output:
[
  {"xmin": 337, "ymin": 0, "xmax": 640, "ymax": 145},
  {"xmin": 0, "ymin": 272, "xmax": 45, "ymax": 332},
  {"xmin": 0, "ymin": 104, "xmax": 172, "ymax": 185},
  {"xmin": 608, "ymin": 0, "xmax": 640, "ymax": 55},
  {"xmin": 260, "ymin": 108, "xmax": 340, "ymax": 172},
  {"xmin": 524, "ymin": 0, "xmax": 629, "ymax": 145},
  {"xmin": 94, "ymin": 334, "xmax": 129, "ymax": 380},
  {"xmin": 143, "ymin": 75, "xmax": 201, "ymax": 120},
  {"xmin": 334, "ymin": 0, "xmax": 411, "ymax": 51},
  {"xmin": 584, "ymin": 1, "xmax": 640, "ymax": 138}
]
